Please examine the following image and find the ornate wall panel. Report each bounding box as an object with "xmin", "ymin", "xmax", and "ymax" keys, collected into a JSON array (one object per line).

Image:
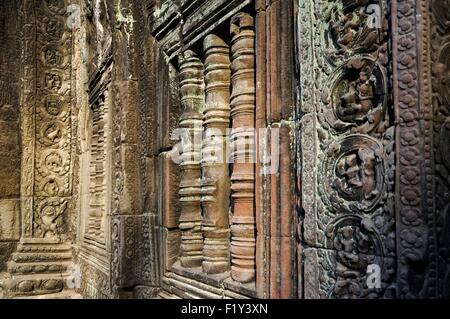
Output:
[
  {"xmin": 5, "ymin": 0, "xmax": 76, "ymax": 297},
  {"xmin": 0, "ymin": 0, "xmax": 22, "ymax": 268},
  {"xmin": 33, "ymin": 0, "xmax": 73, "ymax": 242},
  {"xmin": 430, "ymin": 0, "xmax": 450, "ymax": 299},
  {"xmin": 299, "ymin": 0, "xmax": 396, "ymax": 298}
]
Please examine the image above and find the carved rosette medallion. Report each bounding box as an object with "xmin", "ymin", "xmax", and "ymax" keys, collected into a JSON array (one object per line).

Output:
[
  {"xmin": 321, "ymin": 57, "xmax": 387, "ymax": 133},
  {"xmin": 319, "ymin": 135, "xmax": 385, "ymax": 213}
]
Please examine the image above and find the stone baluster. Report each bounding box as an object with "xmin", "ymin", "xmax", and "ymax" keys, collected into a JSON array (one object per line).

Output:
[
  {"xmin": 201, "ymin": 34, "xmax": 231, "ymax": 274},
  {"xmin": 178, "ymin": 50, "xmax": 205, "ymax": 268},
  {"xmin": 229, "ymin": 12, "xmax": 256, "ymax": 283}
]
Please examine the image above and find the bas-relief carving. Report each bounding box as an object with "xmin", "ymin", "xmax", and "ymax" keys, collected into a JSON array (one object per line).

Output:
[
  {"xmin": 32, "ymin": 0, "xmax": 73, "ymax": 241},
  {"xmin": 300, "ymin": 0, "xmax": 395, "ymax": 298},
  {"xmin": 431, "ymin": 0, "xmax": 450, "ymax": 299},
  {"xmin": 4, "ymin": 0, "xmax": 77, "ymax": 297}
]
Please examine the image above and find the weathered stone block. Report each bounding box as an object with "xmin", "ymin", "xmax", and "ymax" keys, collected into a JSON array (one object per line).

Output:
[
  {"xmin": 120, "ymin": 144, "xmax": 144, "ymax": 215},
  {"xmin": 163, "ymin": 228, "xmax": 181, "ymax": 272},
  {"xmin": 0, "ymin": 242, "xmax": 17, "ymax": 271},
  {"xmin": 119, "ymin": 80, "xmax": 140, "ymax": 145},
  {"xmin": 158, "ymin": 152, "xmax": 181, "ymax": 229},
  {"xmin": 0, "ymin": 199, "xmax": 20, "ymax": 241}
]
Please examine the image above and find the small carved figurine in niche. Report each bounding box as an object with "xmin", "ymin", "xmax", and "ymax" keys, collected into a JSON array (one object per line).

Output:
[
  {"xmin": 43, "ymin": 123, "xmax": 62, "ymax": 144},
  {"xmin": 358, "ymin": 148, "xmax": 378, "ymax": 200},
  {"xmin": 42, "ymin": 178, "xmax": 61, "ymax": 196},
  {"xmin": 326, "ymin": 0, "xmax": 384, "ymax": 60},
  {"xmin": 45, "ymin": 72, "xmax": 62, "ymax": 91},
  {"xmin": 321, "ymin": 57, "xmax": 386, "ymax": 133},
  {"xmin": 44, "ymin": 48, "xmax": 64, "ymax": 67},
  {"xmin": 337, "ymin": 60, "xmax": 376, "ymax": 123},
  {"xmin": 335, "ymin": 148, "xmax": 378, "ymax": 201},
  {"xmin": 44, "ymin": 152, "xmax": 63, "ymax": 173},
  {"xmin": 332, "ymin": 222, "xmax": 375, "ymax": 298},
  {"xmin": 332, "ymin": 12, "xmax": 359, "ymax": 52},
  {"xmin": 35, "ymin": 200, "xmax": 67, "ymax": 239},
  {"xmin": 44, "ymin": 18, "xmax": 64, "ymax": 40}
]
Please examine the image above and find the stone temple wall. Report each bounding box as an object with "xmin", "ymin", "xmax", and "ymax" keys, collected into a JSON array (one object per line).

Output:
[
  {"xmin": 0, "ymin": 0, "xmax": 22, "ymax": 272},
  {"xmin": 0, "ymin": 0, "xmax": 449, "ymax": 299}
]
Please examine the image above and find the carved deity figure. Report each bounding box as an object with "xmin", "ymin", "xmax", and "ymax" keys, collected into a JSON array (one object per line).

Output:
[
  {"xmin": 358, "ymin": 148, "xmax": 378, "ymax": 200},
  {"xmin": 333, "ymin": 223, "xmax": 372, "ymax": 298},
  {"xmin": 335, "ymin": 148, "xmax": 378, "ymax": 201},
  {"xmin": 327, "ymin": 0, "xmax": 383, "ymax": 57},
  {"xmin": 45, "ymin": 48, "xmax": 64, "ymax": 67},
  {"xmin": 37, "ymin": 201, "xmax": 67, "ymax": 239},
  {"xmin": 337, "ymin": 61, "xmax": 376, "ymax": 123}
]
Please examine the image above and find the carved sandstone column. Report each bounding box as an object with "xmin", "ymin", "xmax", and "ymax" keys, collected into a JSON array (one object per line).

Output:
[
  {"xmin": 201, "ymin": 35, "xmax": 231, "ymax": 274},
  {"xmin": 178, "ymin": 50, "xmax": 205, "ymax": 268},
  {"xmin": 229, "ymin": 13, "xmax": 256, "ymax": 283}
]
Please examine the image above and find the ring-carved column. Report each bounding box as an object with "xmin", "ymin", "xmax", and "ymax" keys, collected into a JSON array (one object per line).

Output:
[
  {"xmin": 201, "ymin": 34, "xmax": 231, "ymax": 274},
  {"xmin": 229, "ymin": 12, "xmax": 256, "ymax": 283},
  {"xmin": 178, "ymin": 50, "xmax": 205, "ymax": 268}
]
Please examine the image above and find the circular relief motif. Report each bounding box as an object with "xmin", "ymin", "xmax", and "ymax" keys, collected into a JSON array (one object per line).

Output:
[
  {"xmin": 43, "ymin": 70, "xmax": 64, "ymax": 92},
  {"xmin": 42, "ymin": 94, "xmax": 66, "ymax": 118},
  {"xmin": 321, "ymin": 57, "xmax": 387, "ymax": 133},
  {"xmin": 320, "ymin": 134, "xmax": 385, "ymax": 213},
  {"xmin": 40, "ymin": 177, "xmax": 62, "ymax": 197},
  {"xmin": 322, "ymin": 2, "xmax": 386, "ymax": 63},
  {"xmin": 440, "ymin": 117, "xmax": 450, "ymax": 169},
  {"xmin": 42, "ymin": 44, "xmax": 67, "ymax": 68},
  {"xmin": 43, "ymin": 17, "xmax": 64, "ymax": 40},
  {"xmin": 323, "ymin": 214, "xmax": 393, "ymax": 298},
  {"xmin": 39, "ymin": 121, "xmax": 65, "ymax": 147},
  {"xmin": 44, "ymin": 0, "xmax": 66, "ymax": 14},
  {"xmin": 38, "ymin": 149, "xmax": 69, "ymax": 176},
  {"xmin": 436, "ymin": 43, "xmax": 450, "ymax": 107},
  {"xmin": 326, "ymin": 215, "xmax": 384, "ymax": 259},
  {"xmin": 432, "ymin": 0, "xmax": 450, "ymax": 31}
]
